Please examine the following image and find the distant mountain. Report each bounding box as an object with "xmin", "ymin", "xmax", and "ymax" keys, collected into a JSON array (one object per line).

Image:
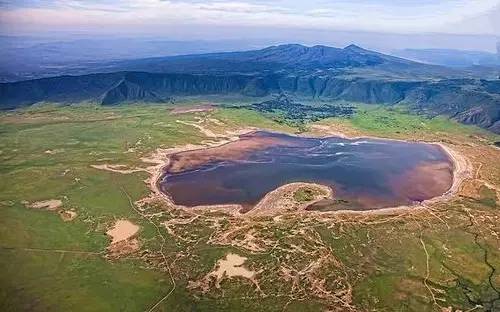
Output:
[
  {"xmin": 1, "ymin": 44, "xmax": 499, "ymax": 133},
  {"xmin": 103, "ymin": 44, "xmax": 465, "ymax": 79},
  {"xmin": 113, "ymin": 44, "xmax": 402, "ymax": 71},
  {"xmin": 0, "ymin": 37, "xmax": 271, "ymax": 82},
  {"xmin": 393, "ymin": 48, "xmax": 500, "ymax": 67}
]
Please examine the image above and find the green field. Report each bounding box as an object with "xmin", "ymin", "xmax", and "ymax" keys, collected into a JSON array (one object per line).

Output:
[{"xmin": 0, "ymin": 102, "xmax": 498, "ymax": 311}]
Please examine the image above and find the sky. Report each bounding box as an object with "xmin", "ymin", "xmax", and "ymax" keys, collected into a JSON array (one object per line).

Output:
[{"xmin": 0, "ymin": 0, "xmax": 499, "ymax": 50}]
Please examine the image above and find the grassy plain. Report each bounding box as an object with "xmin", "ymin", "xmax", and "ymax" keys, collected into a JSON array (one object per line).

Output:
[{"xmin": 0, "ymin": 102, "xmax": 499, "ymax": 311}]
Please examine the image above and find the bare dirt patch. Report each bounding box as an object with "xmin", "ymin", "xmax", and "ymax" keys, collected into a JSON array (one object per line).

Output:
[
  {"xmin": 189, "ymin": 253, "xmax": 260, "ymax": 292},
  {"xmin": 23, "ymin": 199, "xmax": 80, "ymax": 222},
  {"xmin": 107, "ymin": 238, "xmax": 140, "ymax": 258},
  {"xmin": 26, "ymin": 199, "xmax": 63, "ymax": 211},
  {"xmin": 106, "ymin": 220, "xmax": 140, "ymax": 257},
  {"xmin": 212, "ymin": 253, "xmax": 256, "ymax": 281},
  {"xmin": 106, "ymin": 220, "xmax": 139, "ymax": 244},
  {"xmin": 59, "ymin": 210, "xmax": 78, "ymax": 222}
]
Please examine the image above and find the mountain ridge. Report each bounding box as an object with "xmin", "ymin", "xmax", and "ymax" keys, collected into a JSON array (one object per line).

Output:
[
  {"xmin": 103, "ymin": 43, "xmax": 428, "ymax": 76},
  {"xmin": 0, "ymin": 44, "xmax": 499, "ymax": 133}
]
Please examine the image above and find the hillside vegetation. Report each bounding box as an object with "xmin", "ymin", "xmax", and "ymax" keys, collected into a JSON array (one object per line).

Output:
[{"xmin": 1, "ymin": 44, "xmax": 499, "ymax": 133}]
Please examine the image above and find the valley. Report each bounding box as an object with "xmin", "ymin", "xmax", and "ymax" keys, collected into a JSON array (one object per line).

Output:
[{"xmin": 2, "ymin": 1, "xmax": 499, "ymax": 311}]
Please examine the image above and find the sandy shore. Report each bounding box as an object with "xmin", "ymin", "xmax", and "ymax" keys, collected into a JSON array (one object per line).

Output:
[
  {"xmin": 140, "ymin": 128, "xmax": 258, "ymax": 209},
  {"xmin": 144, "ymin": 127, "xmax": 472, "ymax": 217},
  {"xmin": 299, "ymin": 139, "xmax": 472, "ymax": 217}
]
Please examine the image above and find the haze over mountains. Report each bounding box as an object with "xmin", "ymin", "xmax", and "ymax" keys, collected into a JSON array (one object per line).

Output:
[
  {"xmin": 1, "ymin": 44, "xmax": 499, "ymax": 133},
  {"xmin": 393, "ymin": 48, "xmax": 500, "ymax": 67},
  {"xmin": 0, "ymin": 36, "xmax": 272, "ymax": 82},
  {"xmin": 2, "ymin": 34, "xmax": 499, "ymax": 83}
]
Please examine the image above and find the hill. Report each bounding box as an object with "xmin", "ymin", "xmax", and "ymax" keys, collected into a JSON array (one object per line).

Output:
[
  {"xmin": 102, "ymin": 44, "xmax": 470, "ymax": 79},
  {"xmin": 1, "ymin": 44, "xmax": 499, "ymax": 133}
]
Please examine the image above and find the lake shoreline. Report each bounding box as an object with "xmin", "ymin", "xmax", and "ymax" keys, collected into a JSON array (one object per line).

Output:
[{"xmin": 145, "ymin": 127, "xmax": 472, "ymax": 217}]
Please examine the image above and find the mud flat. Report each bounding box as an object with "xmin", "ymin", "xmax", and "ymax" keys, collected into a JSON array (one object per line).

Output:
[{"xmin": 165, "ymin": 132, "xmax": 294, "ymax": 173}]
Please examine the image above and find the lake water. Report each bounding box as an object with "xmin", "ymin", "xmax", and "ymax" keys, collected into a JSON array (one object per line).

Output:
[{"xmin": 159, "ymin": 131, "xmax": 454, "ymax": 211}]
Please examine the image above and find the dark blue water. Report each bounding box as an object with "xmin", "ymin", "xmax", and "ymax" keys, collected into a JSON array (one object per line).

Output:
[{"xmin": 159, "ymin": 131, "xmax": 453, "ymax": 211}]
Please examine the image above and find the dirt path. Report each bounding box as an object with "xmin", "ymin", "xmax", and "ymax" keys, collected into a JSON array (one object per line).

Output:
[
  {"xmin": 176, "ymin": 119, "xmax": 218, "ymax": 138},
  {"xmin": 170, "ymin": 104, "xmax": 214, "ymax": 115},
  {"xmin": 119, "ymin": 188, "xmax": 177, "ymax": 312},
  {"xmin": 91, "ymin": 164, "xmax": 147, "ymax": 174},
  {"xmin": 1, "ymin": 246, "xmax": 102, "ymax": 255}
]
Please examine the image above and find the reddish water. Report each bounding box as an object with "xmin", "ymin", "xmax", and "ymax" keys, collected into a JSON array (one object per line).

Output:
[{"xmin": 159, "ymin": 131, "xmax": 453, "ymax": 211}]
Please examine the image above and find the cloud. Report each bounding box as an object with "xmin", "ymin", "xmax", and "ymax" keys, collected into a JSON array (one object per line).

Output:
[
  {"xmin": 194, "ymin": 2, "xmax": 289, "ymax": 14},
  {"xmin": 1, "ymin": 0, "xmax": 499, "ymax": 35}
]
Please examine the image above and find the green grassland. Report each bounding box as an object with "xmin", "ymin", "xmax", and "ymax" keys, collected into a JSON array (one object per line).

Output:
[
  {"xmin": 293, "ymin": 187, "xmax": 326, "ymax": 203},
  {"xmin": 0, "ymin": 102, "xmax": 498, "ymax": 311},
  {"xmin": 341, "ymin": 104, "xmax": 493, "ymax": 139}
]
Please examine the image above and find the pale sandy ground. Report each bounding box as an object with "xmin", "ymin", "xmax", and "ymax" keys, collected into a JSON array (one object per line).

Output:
[
  {"xmin": 59, "ymin": 210, "xmax": 78, "ymax": 222},
  {"xmin": 106, "ymin": 220, "xmax": 139, "ymax": 244},
  {"xmin": 189, "ymin": 253, "xmax": 260, "ymax": 292},
  {"xmin": 212, "ymin": 253, "xmax": 256, "ymax": 280},
  {"xmin": 90, "ymin": 164, "xmax": 147, "ymax": 174},
  {"xmin": 24, "ymin": 199, "xmax": 79, "ymax": 222},
  {"xmin": 27, "ymin": 199, "xmax": 63, "ymax": 211},
  {"xmin": 105, "ymin": 219, "xmax": 141, "ymax": 257},
  {"xmin": 170, "ymin": 104, "xmax": 214, "ymax": 115},
  {"xmin": 176, "ymin": 119, "xmax": 218, "ymax": 138},
  {"xmin": 107, "ymin": 238, "xmax": 140, "ymax": 258}
]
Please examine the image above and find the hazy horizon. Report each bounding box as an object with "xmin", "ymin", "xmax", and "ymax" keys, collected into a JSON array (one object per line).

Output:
[
  {"xmin": 1, "ymin": 1, "xmax": 499, "ymax": 53},
  {"xmin": 1, "ymin": 0, "xmax": 500, "ymax": 83},
  {"xmin": 1, "ymin": 30, "xmax": 499, "ymax": 54}
]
